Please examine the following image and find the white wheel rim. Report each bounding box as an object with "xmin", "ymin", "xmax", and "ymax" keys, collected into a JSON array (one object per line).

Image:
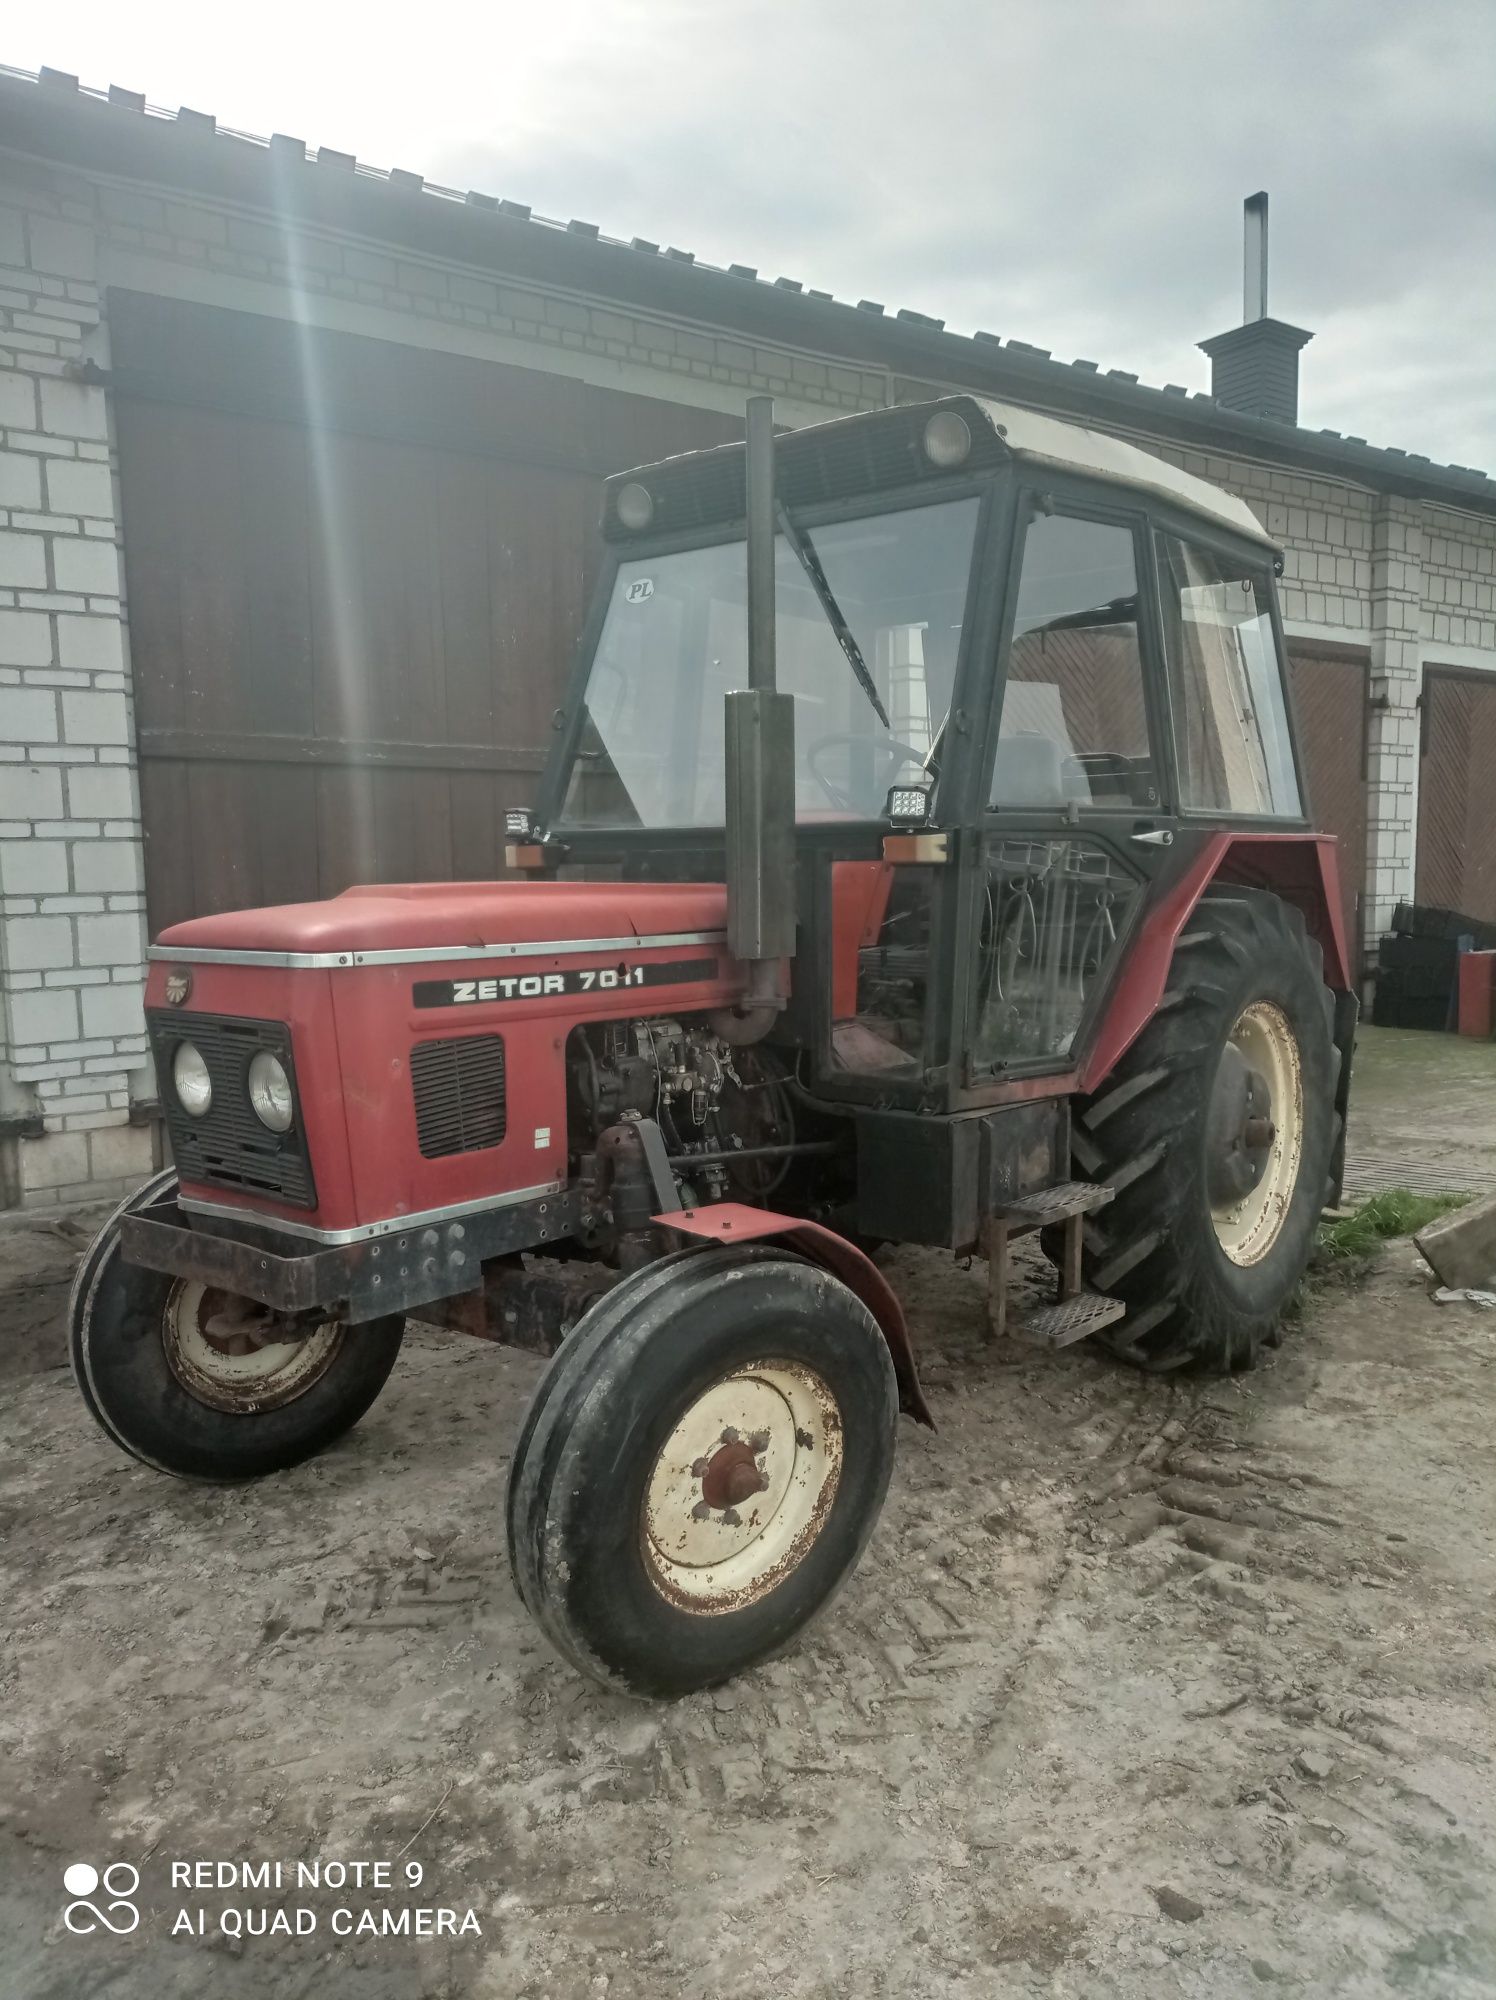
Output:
[
  {"xmin": 641, "ymin": 1360, "xmax": 843, "ymax": 1615},
  {"xmin": 161, "ymin": 1280, "xmax": 343, "ymax": 1414},
  {"xmin": 1210, "ymin": 1001, "xmax": 1304, "ymax": 1266}
]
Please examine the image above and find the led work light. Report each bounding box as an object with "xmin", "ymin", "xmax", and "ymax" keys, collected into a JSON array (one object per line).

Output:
[{"xmin": 885, "ymin": 783, "xmax": 933, "ymax": 826}]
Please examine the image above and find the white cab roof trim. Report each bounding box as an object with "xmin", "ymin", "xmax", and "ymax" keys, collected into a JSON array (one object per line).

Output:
[{"xmin": 975, "ymin": 398, "xmax": 1275, "ymax": 548}]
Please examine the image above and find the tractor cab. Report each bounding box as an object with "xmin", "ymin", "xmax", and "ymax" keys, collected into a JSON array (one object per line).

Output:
[{"xmin": 536, "ymin": 396, "xmax": 1313, "ymax": 1122}]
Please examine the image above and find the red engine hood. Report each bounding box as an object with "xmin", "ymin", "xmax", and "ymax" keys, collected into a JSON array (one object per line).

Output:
[{"xmin": 154, "ymin": 880, "xmax": 731, "ymax": 956}]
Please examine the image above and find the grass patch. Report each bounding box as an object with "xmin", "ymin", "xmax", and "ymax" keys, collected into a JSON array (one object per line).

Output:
[{"xmin": 1317, "ymin": 1188, "xmax": 1468, "ymax": 1266}]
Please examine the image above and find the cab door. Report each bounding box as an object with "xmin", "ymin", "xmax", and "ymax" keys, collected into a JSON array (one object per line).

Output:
[{"xmin": 961, "ymin": 490, "xmax": 1176, "ymax": 1087}]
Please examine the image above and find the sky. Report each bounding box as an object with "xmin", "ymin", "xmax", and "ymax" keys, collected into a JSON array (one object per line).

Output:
[{"xmin": 10, "ymin": 0, "xmax": 1496, "ymax": 469}]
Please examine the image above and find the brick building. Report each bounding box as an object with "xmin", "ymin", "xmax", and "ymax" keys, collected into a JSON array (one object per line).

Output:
[{"xmin": 1, "ymin": 63, "xmax": 1494, "ymax": 1207}]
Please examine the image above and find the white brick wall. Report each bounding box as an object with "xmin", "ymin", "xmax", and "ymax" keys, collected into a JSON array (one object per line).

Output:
[
  {"xmin": 1422, "ymin": 513, "xmax": 1496, "ymax": 655},
  {"xmin": 0, "ymin": 163, "xmax": 155, "ymax": 1205},
  {"xmin": 1364, "ymin": 497, "xmax": 1426, "ymax": 941},
  {"xmin": 94, "ymin": 179, "xmax": 887, "ymax": 428}
]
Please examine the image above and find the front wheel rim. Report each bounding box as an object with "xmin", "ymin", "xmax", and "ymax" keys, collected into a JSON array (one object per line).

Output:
[
  {"xmin": 1210, "ymin": 1001, "xmax": 1305, "ymax": 1266},
  {"xmin": 641, "ymin": 1359, "xmax": 843, "ymax": 1615},
  {"xmin": 161, "ymin": 1280, "xmax": 343, "ymax": 1413}
]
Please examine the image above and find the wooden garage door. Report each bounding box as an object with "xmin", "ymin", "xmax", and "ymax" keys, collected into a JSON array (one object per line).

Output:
[
  {"xmin": 1417, "ymin": 665, "xmax": 1496, "ymax": 922},
  {"xmin": 1287, "ymin": 645, "xmax": 1368, "ymax": 963},
  {"xmin": 109, "ymin": 292, "xmax": 740, "ymax": 933}
]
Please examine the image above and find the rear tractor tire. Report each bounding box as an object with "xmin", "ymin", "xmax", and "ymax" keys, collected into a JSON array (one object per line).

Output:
[
  {"xmin": 506, "ymin": 1245, "xmax": 898, "ymax": 1697},
  {"xmin": 71, "ymin": 1173, "xmax": 406, "ymax": 1480},
  {"xmin": 1056, "ymin": 888, "xmax": 1339, "ymax": 1373}
]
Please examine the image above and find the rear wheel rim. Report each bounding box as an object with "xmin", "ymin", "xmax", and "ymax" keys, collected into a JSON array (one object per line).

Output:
[
  {"xmin": 641, "ymin": 1359, "xmax": 843, "ymax": 1615},
  {"xmin": 161, "ymin": 1280, "xmax": 343, "ymax": 1414},
  {"xmin": 1210, "ymin": 1001, "xmax": 1305, "ymax": 1266}
]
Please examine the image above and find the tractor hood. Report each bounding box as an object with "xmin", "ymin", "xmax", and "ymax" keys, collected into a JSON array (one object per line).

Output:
[{"xmin": 151, "ymin": 880, "xmax": 731, "ymax": 961}]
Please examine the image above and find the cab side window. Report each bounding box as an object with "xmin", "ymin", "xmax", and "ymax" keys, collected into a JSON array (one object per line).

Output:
[
  {"xmin": 990, "ymin": 511, "xmax": 1157, "ymax": 812},
  {"xmin": 1154, "ymin": 534, "xmax": 1301, "ymax": 816}
]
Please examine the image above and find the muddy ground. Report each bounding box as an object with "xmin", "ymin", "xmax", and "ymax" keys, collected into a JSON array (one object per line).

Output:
[
  {"xmin": 0, "ymin": 1203, "xmax": 105, "ymax": 1386},
  {"xmin": 2, "ymin": 1231, "xmax": 1493, "ymax": 1999}
]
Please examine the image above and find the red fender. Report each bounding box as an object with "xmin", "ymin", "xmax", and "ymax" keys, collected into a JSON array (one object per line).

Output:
[
  {"xmin": 1082, "ymin": 832, "xmax": 1351, "ymax": 1092},
  {"xmin": 652, "ymin": 1202, "xmax": 934, "ymax": 1428}
]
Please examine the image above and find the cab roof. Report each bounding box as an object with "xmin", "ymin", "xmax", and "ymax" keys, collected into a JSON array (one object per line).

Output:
[
  {"xmin": 602, "ymin": 394, "xmax": 1277, "ymax": 553},
  {"xmin": 969, "ymin": 396, "xmax": 1274, "ymax": 548}
]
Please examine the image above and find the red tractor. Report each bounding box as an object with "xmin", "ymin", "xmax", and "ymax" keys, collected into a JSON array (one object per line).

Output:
[{"xmin": 72, "ymin": 395, "xmax": 1354, "ymax": 1696}]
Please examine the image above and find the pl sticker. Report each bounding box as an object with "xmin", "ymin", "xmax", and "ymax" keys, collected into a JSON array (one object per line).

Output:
[{"xmin": 624, "ymin": 577, "xmax": 654, "ymax": 603}]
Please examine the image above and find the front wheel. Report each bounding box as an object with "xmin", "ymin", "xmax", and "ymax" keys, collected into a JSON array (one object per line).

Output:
[
  {"xmin": 72, "ymin": 1183, "xmax": 405, "ymax": 1480},
  {"xmin": 506, "ymin": 1246, "xmax": 898, "ymax": 1697}
]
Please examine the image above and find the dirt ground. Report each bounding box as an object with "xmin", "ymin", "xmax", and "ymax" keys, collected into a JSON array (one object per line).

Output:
[
  {"xmin": 0, "ymin": 1201, "xmax": 106, "ymax": 1387},
  {"xmin": 3, "ymin": 1220, "xmax": 1495, "ymax": 1999}
]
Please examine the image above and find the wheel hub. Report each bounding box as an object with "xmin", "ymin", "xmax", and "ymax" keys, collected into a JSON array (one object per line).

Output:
[
  {"xmin": 695, "ymin": 1433, "xmax": 770, "ymax": 1511},
  {"xmin": 642, "ymin": 1361, "xmax": 842, "ymax": 1614},
  {"xmin": 1208, "ymin": 1002, "xmax": 1306, "ymax": 1267},
  {"xmin": 1206, "ymin": 1042, "xmax": 1276, "ymax": 1206},
  {"xmin": 161, "ymin": 1280, "xmax": 343, "ymax": 1414}
]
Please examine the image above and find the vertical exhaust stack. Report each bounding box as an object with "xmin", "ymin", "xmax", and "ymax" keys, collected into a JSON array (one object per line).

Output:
[{"xmin": 717, "ymin": 397, "xmax": 796, "ymax": 1044}]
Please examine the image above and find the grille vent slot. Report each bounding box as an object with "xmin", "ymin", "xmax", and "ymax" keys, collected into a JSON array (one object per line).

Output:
[{"xmin": 410, "ymin": 1036, "xmax": 508, "ymax": 1159}]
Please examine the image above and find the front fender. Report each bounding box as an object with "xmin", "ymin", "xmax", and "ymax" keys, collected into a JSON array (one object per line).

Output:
[{"xmin": 653, "ymin": 1202, "xmax": 934, "ymax": 1427}]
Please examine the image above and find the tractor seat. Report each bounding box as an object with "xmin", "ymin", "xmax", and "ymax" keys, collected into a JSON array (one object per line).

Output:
[{"xmin": 990, "ymin": 730, "xmax": 1092, "ymax": 809}]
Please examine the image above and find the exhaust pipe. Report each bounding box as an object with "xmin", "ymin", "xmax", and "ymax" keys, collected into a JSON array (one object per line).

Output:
[{"xmin": 714, "ymin": 396, "xmax": 796, "ymax": 1045}]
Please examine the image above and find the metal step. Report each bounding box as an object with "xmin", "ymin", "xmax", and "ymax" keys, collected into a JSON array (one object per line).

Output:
[
  {"xmin": 1021, "ymin": 1289, "xmax": 1127, "ymax": 1348},
  {"xmin": 996, "ymin": 1180, "xmax": 1115, "ymax": 1229}
]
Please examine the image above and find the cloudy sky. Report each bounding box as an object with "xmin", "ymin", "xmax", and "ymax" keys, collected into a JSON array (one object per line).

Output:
[{"xmin": 12, "ymin": 0, "xmax": 1496, "ymax": 468}]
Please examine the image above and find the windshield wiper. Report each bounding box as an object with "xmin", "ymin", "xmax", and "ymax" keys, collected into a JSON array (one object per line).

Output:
[{"xmin": 775, "ymin": 502, "xmax": 890, "ymax": 728}]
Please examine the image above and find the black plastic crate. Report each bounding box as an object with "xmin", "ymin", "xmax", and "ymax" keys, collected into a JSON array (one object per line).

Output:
[{"xmin": 1379, "ymin": 933, "xmax": 1461, "ymax": 972}]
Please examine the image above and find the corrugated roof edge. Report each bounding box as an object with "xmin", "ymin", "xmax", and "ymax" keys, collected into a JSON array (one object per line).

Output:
[{"xmin": 3, "ymin": 63, "xmax": 1491, "ymax": 517}]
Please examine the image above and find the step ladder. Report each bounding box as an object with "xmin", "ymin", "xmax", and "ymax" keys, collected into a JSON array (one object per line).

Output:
[{"xmin": 982, "ymin": 1181, "xmax": 1126, "ymax": 1348}]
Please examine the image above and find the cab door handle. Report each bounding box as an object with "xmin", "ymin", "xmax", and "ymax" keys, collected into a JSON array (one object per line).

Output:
[{"xmin": 1130, "ymin": 827, "xmax": 1174, "ymax": 847}]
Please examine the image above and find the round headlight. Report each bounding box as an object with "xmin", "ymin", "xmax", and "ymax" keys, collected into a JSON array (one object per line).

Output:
[
  {"xmin": 173, "ymin": 1041, "xmax": 212, "ymax": 1118},
  {"xmin": 922, "ymin": 410, "xmax": 972, "ymax": 469},
  {"xmin": 615, "ymin": 481, "xmax": 654, "ymax": 531},
  {"xmin": 248, "ymin": 1051, "xmax": 294, "ymax": 1134}
]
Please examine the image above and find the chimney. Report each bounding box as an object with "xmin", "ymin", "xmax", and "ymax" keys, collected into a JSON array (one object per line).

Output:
[{"xmin": 1198, "ymin": 193, "xmax": 1313, "ymax": 424}]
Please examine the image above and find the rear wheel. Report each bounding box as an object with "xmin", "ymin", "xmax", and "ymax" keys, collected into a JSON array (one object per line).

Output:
[
  {"xmin": 72, "ymin": 1187, "xmax": 405, "ymax": 1479},
  {"xmin": 1055, "ymin": 889, "xmax": 1339, "ymax": 1372},
  {"xmin": 506, "ymin": 1245, "xmax": 897, "ymax": 1697}
]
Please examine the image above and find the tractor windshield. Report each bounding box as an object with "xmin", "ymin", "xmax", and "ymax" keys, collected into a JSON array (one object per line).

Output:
[{"xmin": 558, "ymin": 497, "xmax": 980, "ymax": 828}]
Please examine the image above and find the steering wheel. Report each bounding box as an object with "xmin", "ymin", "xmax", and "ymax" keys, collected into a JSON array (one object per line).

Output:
[{"xmin": 806, "ymin": 733, "xmax": 929, "ymax": 811}]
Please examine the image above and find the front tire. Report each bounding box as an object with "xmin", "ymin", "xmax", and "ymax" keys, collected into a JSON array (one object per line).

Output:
[
  {"xmin": 1060, "ymin": 889, "xmax": 1338, "ymax": 1372},
  {"xmin": 507, "ymin": 1246, "xmax": 898, "ymax": 1697},
  {"xmin": 72, "ymin": 1185, "xmax": 405, "ymax": 1480}
]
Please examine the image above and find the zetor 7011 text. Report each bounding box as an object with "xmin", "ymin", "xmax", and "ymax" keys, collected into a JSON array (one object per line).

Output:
[{"xmin": 72, "ymin": 394, "xmax": 1355, "ymax": 1696}]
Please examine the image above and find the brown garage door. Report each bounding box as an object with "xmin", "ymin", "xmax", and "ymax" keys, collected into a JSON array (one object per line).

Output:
[
  {"xmin": 1417, "ymin": 665, "xmax": 1496, "ymax": 922},
  {"xmin": 109, "ymin": 292, "xmax": 740, "ymax": 933},
  {"xmin": 1287, "ymin": 645, "xmax": 1368, "ymax": 964}
]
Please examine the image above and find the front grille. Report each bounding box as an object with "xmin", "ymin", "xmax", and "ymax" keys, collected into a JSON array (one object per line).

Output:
[
  {"xmin": 147, "ymin": 1011, "xmax": 316, "ymax": 1208},
  {"xmin": 410, "ymin": 1036, "xmax": 507, "ymax": 1159},
  {"xmin": 601, "ymin": 398, "xmax": 1007, "ymax": 540}
]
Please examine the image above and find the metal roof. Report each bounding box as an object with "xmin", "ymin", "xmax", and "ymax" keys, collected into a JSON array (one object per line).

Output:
[{"xmin": 3, "ymin": 62, "xmax": 1492, "ymax": 520}]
